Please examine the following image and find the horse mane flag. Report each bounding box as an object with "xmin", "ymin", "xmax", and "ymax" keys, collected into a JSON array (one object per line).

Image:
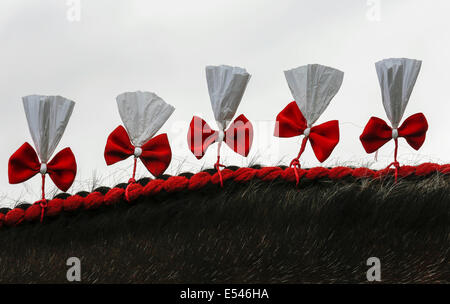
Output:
[
  {"xmin": 360, "ymin": 58, "xmax": 428, "ymax": 180},
  {"xmin": 104, "ymin": 91, "xmax": 175, "ymax": 183},
  {"xmin": 274, "ymin": 64, "xmax": 344, "ymax": 185},
  {"xmin": 187, "ymin": 65, "xmax": 253, "ymax": 186},
  {"xmin": 8, "ymin": 95, "xmax": 77, "ymax": 221}
]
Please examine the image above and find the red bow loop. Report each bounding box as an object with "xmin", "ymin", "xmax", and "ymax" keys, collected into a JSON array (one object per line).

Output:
[
  {"xmin": 140, "ymin": 133, "xmax": 172, "ymax": 177},
  {"xmin": 8, "ymin": 142, "xmax": 77, "ymax": 192},
  {"xmin": 224, "ymin": 114, "xmax": 253, "ymax": 157},
  {"xmin": 104, "ymin": 125, "xmax": 172, "ymax": 177},
  {"xmin": 187, "ymin": 116, "xmax": 218, "ymax": 159},
  {"xmin": 46, "ymin": 148, "xmax": 77, "ymax": 192},
  {"xmin": 360, "ymin": 113, "xmax": 428, "ymax": 153},
  {"xmin": 8, "ymin": 142, "xmax": 40, "ymax": 184},
  {"xmin": 274, "ymin": 101, "xmax": 308, "ymax": 138},
  {"xmin": 398, "ymin": 113, "xmax": 428, "ymax": 150},
  {"xmin": 360, "ymin": 117, "xmax": 394, "ymax": 153},
  {"xmin": 104, "ymin": 126, "xmax": 135, "ymax": 165},
  {"xmin": 309, "ymin": 120, "xmax": 340, "ymax": 163}
]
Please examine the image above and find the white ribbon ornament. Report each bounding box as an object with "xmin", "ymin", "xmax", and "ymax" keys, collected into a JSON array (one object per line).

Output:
[
  {"xmin": 116, "ymin": 91, "xmax": 175, "ymax": 147},
  {"xmin": 206, "ymin": 65, "xmax": 251, "ymax": 131},
  {"xmin": 375, "ymin": 58, "xmax": 422, "ymax": 128},
  {"xmin": 22, "ymin": 95, "xmax": 75, "ymax": 163},
  {"xmin": 284, "ymin": 64, "xmax": 344, "ymax": 126}
]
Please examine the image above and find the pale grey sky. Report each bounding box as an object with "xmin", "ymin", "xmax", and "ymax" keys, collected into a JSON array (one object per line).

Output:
[{"xmin": 1, "ymin": 0, "xmax": 449, "ymax": 207}]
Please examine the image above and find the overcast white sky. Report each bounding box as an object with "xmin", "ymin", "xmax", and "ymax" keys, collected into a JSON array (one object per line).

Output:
[{"xmin": 1, "ymin": 0, "xmax": 449, "ymax": 207}]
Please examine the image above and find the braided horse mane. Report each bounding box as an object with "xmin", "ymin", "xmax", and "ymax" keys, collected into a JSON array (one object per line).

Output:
[{"xmin": 0, "ymin": 164, "xmax": 449, "ymax": 283}]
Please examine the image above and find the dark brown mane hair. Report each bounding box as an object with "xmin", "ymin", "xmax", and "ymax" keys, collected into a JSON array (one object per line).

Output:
[{"xmin": 0, "ymin": 165, "xmax": 449, "ymax": 283}]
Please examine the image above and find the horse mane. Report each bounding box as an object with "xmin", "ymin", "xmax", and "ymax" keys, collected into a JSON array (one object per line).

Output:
[{"xmin": 0, "ymin": 164, "xmax": 449, "ymax": 283}]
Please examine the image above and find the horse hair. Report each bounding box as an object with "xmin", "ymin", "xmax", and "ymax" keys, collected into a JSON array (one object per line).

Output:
[{"xmin": 0, "ymin": 166, "xmax": 449, "ymax": 283}]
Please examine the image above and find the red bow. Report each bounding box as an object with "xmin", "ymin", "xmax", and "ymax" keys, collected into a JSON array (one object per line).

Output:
[
  {"xmin": 187, "ymin": 114, "xmax": 253, "ymax": 159},
  {"xmin": 275, "ymin": 101, "xmax": 339, "ymax": 159},
  {"xmin": 360, "ymin": 113, "xmax": 428, "ymax": 181},
  {"xmin": 104, "ymin": 126, "xmax": 172, "ymax": 180},
  {"xmin": 274, "ymin": 101, "xmax": 339, "ymax": 185},
  {"xmin": 8, "ymin": 142, "xmax": 77, "ymax": 192},
  {"xmin": 187, "ymin": 114, "xmax": 253, "ymax": 186},
  {"xmin": 360, "ymin": 113, "xmax": 428, "ymax": 153}
]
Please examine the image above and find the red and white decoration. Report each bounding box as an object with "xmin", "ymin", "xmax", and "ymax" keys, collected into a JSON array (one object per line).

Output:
[
  {"xmin": 8, "ymin": 95, "xmax": 77, "ymax": 221},
  {"xmin": 274, "ymin": 64, "xmax": 344, "ymax": 185},
  {"xmin": 104, "ymin": 91, "xmax": 175, "ymax": 183},
  {"xmin": 4, "ymin": 59, "xmax": 433, "ymax": 217},
  {"xmin": 187, "ymin": 65, "xmax": 253, "ymax": 186},
  {"xmin": 360, "ymin": 58, "xmax": 428, "ymax": 180}
]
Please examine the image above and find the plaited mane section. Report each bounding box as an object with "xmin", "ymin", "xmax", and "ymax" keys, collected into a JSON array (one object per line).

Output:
[{"xmin": 1, "ymin": 163, "xmax": 449, "ymax": 229}]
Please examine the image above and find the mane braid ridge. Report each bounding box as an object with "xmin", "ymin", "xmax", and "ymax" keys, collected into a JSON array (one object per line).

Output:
[{"xmin": 1, "ymin": 163, "xmax": 448, "ymax": 229}]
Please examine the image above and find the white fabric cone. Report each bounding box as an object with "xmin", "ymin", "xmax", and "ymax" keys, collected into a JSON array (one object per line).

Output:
[
  {"xmin": 116, "ymin": 91, "xmax": 175, "ymax": 147},
  {"xmin": 206, "ymin": 65, "xmax": 251, "ymax": 129},
  {"xmin": 22, "ymin": 95, "xmax": 75, "ymax": 163},
  {"xmin": 375, "ymin": 58, "xmax": 422, "ymax": 128},
  {"xmin": 284, "ymin": 64, "xmax": 344, "ymax": 126}
]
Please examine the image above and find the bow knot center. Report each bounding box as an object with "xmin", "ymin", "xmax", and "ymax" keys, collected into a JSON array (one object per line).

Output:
[
  {"xmin": 303, "ymin": 127, "xmax": 311, "ymax": 137},
  {"xmin": 134, "ymin": 147, "xmax": 142, "ymax": 157},
  {"xmin": 392, "ymin": 128, "xmax": 398, "ymax": 139},
  {"xmin": 216, "ymin": 121, "xmax": 226, "ymax": 144},
  {"xmin": 217, "ymin": 130, "xmax": 225, "ymax": 143},
  {"xmin": 40, "ymin": 163, "xmax": 47, "ymax": 175}
]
